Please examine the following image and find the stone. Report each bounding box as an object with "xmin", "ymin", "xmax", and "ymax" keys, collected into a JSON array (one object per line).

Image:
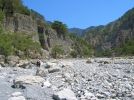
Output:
[
  {"xmin": 41, "ymin": 63, "xmax": 51, "ymax": 69},
  {"xmin": 83, "ymin": 91, "xmax": 97, "ymax": 99},
  {"xmin": 36, "ymin": 68, "xmax": 48, "ymax": 77},
  {"xmin": 11, "ymin": 92, "xmax": 22, "ymax": 97},
  {"xmin": 86, "ymin": 58, "xmax": 94, "ymax": 64},
  {"xmin": 0, "ymin": 55, "xmax": 5, "ymax": 63},
  {"xmin": 7, "ymin": 56, "xmax": 20, "ymax": 67},
  {"xmin": 43, "ymin": 80, "xmax": 52, "ymax": 88},
  {"xmin": 8, "ymin": 96, "xmax": 26, "ymax": 100},
  {"xmin": 17, "ymin": 60, "xmax": 30, "ymax": 69},
  {"xmin": 46, "ymin": 62, "xmax": 57, "ymax": 68},
  {"xmin": 63, "ymin": 73, "xmax": 72, "ymax": 82},
  {"xmin": 48, "ymin": 67, "xmax": 61, "ymax": 73},
  {"xmin": 15, "ymin": 75, "xmax": 45, "ymax": 85},
  {"xmin": 96, "ymin": 93, "xmax": 105, "ymax": 99},
  {"xmin": 53, "ymin": 88, "xmax": 77, "ymax": 100}
]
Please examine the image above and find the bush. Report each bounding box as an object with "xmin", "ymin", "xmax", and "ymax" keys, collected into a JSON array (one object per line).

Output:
[
  {"xmin": 0, "ymin": 33, "xmax": 41, "ymax": 58},
  {"xmin": 69, "ymin": 33, "xmax": 93, "ymax": 58},
  {"xmin": 51, "ymin": 45, "xmax": 64, "ymax": 58},
  {"xmin": 0, "ymin": 34, "xmax": 13, "ymax": 56},
  {"xmin": 70, "ymin": 50, "xmax": 77, "ymax": 58}
]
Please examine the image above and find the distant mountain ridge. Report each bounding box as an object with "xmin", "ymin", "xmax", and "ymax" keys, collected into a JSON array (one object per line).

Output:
[
  {"xmin": 83, "ymin": 7, "xmax": 134, "ymax": 55},
  {"xmin": 69, "ymin": 7, "xmax": 134, "ymax": 56},
  {"xmin": 68, "ymin": 28, "xmax": 84, "ymax": 36}
]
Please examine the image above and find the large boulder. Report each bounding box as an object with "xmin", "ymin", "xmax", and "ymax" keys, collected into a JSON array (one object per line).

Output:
[
  {"xmin": 7, "ymin": 56, "xmax": 20, "ymax": 67},
  {"xmin": 8, "ymin": 96, "xmax": 26, "ymax": 100},
  {"xmin": 8, "ymin": 92, "xmax": 26, "ymax": 100},
  {"xmin": 48, "ymin": 67, "xmax": 61, "ymax": 73},
  {"xmin": 43, "ymin": 80, "xmax": 52, "ymax": 88},
  {"xmin": 17, "ymin": 60, "xmax": 31, "ymax": 69},
  {"xmin": 36, "ymin": 67, "xmax": 48, "ymax": 77},
  {"xmin": 53, "ymin": 88, "xmax": 77, "ymax": 100},
  {"xmin": 14, "ymin": 75, "xmax": 45, "ymax": 86}
]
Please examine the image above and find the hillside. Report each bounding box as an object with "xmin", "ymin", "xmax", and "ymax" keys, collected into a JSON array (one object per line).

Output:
[
  {"xmin": 84, "ymin": 8, "xmax": 134, "ymax": 56},
  {"xmin": 0, "ymin": 0, "xmax": 92, "ymax": 59},
  {"xmin": 68, "ymin": 28, "xmax": 84, "ymax": 36}
]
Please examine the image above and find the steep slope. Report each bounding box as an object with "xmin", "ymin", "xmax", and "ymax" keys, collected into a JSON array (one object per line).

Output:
[
  {"xmin": 0, "ymin": 0, "xmax": 92, "ymax": 58},
  {"xmin": 69, "ymin": 28, "xmax": 84, "ymax": 36},
  {"xmin": 84, "ymin": 7, "xmax": 134, "ymax": 56}
]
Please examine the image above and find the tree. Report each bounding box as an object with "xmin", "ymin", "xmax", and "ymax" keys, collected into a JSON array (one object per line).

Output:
[
  {"xmin": 51, "ymin": 45, "xmax": 64, "ymax": 58},
  {"xmin": 51, "ymin": 21, "xmax": 68, "ymax": 39}
]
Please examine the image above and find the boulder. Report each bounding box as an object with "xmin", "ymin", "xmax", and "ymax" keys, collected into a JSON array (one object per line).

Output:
[
  {"xmin": 43, "ymin": 80, "xmax": 52, "ymax": 88},
  {"xmin": 86, "ymin": 58, "xmax": 93, "ymax": 64},
  {"xmin": 0, "ymin": 55, "xmax": 5, "ymax": 63},
  {"xmin": 15, "ymin": 75, "xmax": 45, "ymax": 86},
  {"xmin": 7, "ymin": 56, "xmax": 20, "ymax": 67},
  {"xmin": 41, "ymin": 63, "xmax": 51, "ymax": 69},
  {"xmin": 48, "ymin": 67, "xmax": 61, "ymax": 73},
  {"xmin": 63, "ymin": 73, "xmax": 72, "ymax": 82},
  {"xmin": 8, "ymin": 92, "xmax": 25, "ymax": 100},
  {"xmin": 36, "ymin": 68, "xmax": 48, "ymax": 77},
  {"xmin": 53, "ymin": 88, "xmax": 77, "ymax": 100},
  {"xmin": 17, "ymin": 60, "xmax": 30, "ymax": 69},
  {"xmin": 46, "ymin": 62, "xmax": 57, "ymax": 68},
  {"xmin": 8, "ymin": 96, "xmax": 26, "ymax": 100},
  {"xmin": 11, "ymin": 92, "xmax": 22, "ymax": 97}
]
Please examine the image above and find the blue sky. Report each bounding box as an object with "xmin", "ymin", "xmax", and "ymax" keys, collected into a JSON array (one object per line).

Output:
[{"xmin": 23, "ymin": 0, "xmax": 134, "ymax": 29}]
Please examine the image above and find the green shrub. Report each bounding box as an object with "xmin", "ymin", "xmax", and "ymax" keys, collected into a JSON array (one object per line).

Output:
[
  {"xmin": 0, "ymin": 34, "xmax": 13, "ymax": 56},
  {"xmin": 0, "ymin": 33, "xmax": 41, "ymax": 58},
  {"xmin": 69, "ymin": 33, "xmax": 93, "ymax": 58},
  {"xmin": 51, "ymin": 45, "xmax": 64, "ymax": 58},
  {"xmin": 70, "ymin": 50, "xmax": 77, "ymax": 58}
]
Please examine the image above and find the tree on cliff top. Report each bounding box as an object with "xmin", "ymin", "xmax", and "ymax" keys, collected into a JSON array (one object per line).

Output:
[{"xmin": 51, "ymin": 21, "xmax": 68, "ymax": 39}]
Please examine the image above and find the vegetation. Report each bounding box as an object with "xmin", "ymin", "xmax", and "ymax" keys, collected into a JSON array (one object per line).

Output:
[
  {"xmin": 0, "ymin": 0, "xmax": 30, "ymax": 16},
  {"xmin": 51, "ymin": 21, "xmax": 68, "ymax": 39},
  {"xmin": 51, "ymin": 45, "xmax": 64, "ymax": 58},
  {"xmin": 69, "ymin": 33, "xmax": 93, "ymax": 58},
  {"xmin": 115, "ymin": 39, "xmax": 134, "ymax": 56},
  {"xmin": 0, "ymin": 33, "xmax": 41, "ymax": 58},
  {"xmin": 84, "ymin": 8, "xmax": 134, "ymax": 57}
]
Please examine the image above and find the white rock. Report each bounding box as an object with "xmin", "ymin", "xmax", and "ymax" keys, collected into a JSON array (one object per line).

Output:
[
  {"xmin": 53, "ymin": 88, "xmax": 77, "ymax": 100},
  {"xmin": 36, "ymin": 67, "xmax": 48, "ymax": 77},
  {"xmin": 15, "ymin": 75, "xmax": 45, "ymax": 85},
  {"xmin": 46, "ymin": 62, "xmax": 57, "ymax": 67},
  {"xmin": 11, "ymin": 92, "xmax": 22, "ymax": 97},
  {"xmin": 8, "ymin": 96, "xmax": 25, "ymax": 100},
  {"xmin": 43, "ymin": 80, "xmax": 52, "ymax": 88}
]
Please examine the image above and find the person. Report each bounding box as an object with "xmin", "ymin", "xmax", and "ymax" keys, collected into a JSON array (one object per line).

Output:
[{"xmin": 36, "ymin": 60, "xmax": 41, "ymax": 67}]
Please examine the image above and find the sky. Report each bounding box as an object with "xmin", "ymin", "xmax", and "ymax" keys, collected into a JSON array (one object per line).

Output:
[{"xmin": 23, "ymin": 0, "xmax": 134, "ymax": 29}]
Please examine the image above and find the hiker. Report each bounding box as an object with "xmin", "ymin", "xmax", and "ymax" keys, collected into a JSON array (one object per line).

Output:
[{"xmin": 36, "ymin": 60, "xmax": 41, "ymax": 67}]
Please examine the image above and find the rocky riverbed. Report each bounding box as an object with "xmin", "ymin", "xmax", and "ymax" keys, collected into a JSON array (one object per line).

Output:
[{"xmin": 0, "ymin": 57, "xmax": 134, "ymax": 100}]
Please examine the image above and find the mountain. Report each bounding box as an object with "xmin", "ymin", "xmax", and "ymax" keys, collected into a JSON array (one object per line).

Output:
[
  {"xmin": 84, "ymin": 7, "xmax": 134, "ymax": 56},
  {"xmin": 68, "ymin": 28, "xmax": 84, "ymax": 36},
  {"xmin": 0, "ymin": 0, "xmax": 92, "ymax": 58}
]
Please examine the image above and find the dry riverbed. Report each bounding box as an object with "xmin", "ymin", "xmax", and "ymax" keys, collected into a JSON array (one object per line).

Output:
[{"xmin": 0, "ymin": 57, "xmax": 134, "ymax": 100}]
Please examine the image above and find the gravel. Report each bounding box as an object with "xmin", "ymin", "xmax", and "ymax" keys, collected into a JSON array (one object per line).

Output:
[{"xmin": 0, "ymin": 57, "xmax": 134, "ymax": 100}]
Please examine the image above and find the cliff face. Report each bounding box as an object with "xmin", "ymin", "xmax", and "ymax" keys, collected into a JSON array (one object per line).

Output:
[
  {"xmin": 3, "ymin": 13, "xmax": 38, "ymax": 34},
  {"xmin": 2, "ymin": 12, "xmax": 73, "ymax": 55}
]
